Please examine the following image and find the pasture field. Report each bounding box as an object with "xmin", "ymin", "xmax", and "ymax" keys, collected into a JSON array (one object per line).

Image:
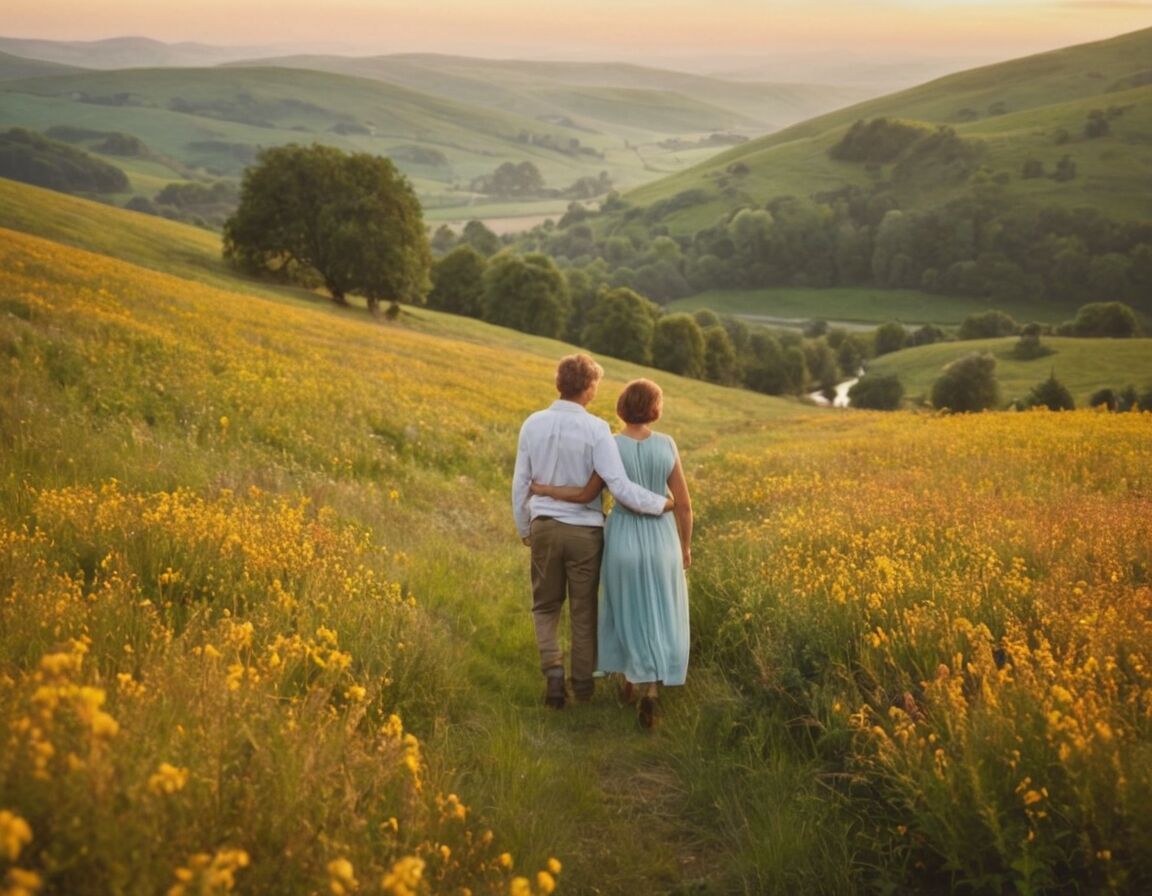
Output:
[
  {"xmin": 667, "ymin": 286, "xmax": 1083, "ymax": 329},
  {"xmin": 1, "ymin": 190, "xmax": 1150, "ymax": 894},
  {"xmin": 868, "ymin": 336, "xmax": 1152, "ymax": 407}
]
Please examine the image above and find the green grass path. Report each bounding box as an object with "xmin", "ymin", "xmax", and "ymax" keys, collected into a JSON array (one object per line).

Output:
[{"xmin": 410, "ymin": 543, "xmax": 727, "ymax": 894}]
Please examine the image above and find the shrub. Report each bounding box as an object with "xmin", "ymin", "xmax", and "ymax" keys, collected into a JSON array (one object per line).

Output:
[
  {"xmin": 1065, "ymin": 302, "xmax": 1141, "ymax": 338},
  {"xmin": 1023, "ymin": 372, "xmax": 1075, "ymax": 410},
  {"xmin": 930, "ymin": 352, "xmax": 1000, "ymax": 412},
  {"xmin": 1089, "ymin": 388, "xmax": 1117, "ymax": 411},
  {"xmin": 958, "ymin": 310, "xmax": 1018, "ymax": 340},
  {"xmin": 848, "ymin": 373, "xmax": 905, "ymax": 410},
  {"xmin": 1011, "ymin": 333, "xmax": 1055, "ymax": 360},
  {"xmin": 873, "ymin": 322, "xmax": 908, "ymax": 356}
]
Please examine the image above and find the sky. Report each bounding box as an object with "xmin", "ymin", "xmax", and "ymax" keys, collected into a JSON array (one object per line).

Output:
[{"xmin": 5, "ymin": 0, "xmax": 1152, "ymax": 77}]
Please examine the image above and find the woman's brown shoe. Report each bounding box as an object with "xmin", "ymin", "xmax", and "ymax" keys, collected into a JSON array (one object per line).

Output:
[{"xmin": 637, "ymin": 695, "xmax": 658, "ymax": 729}]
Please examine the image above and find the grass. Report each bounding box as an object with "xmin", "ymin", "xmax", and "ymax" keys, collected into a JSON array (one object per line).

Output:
[
  {"xmin": 667, "ymin": 285, "xmax": 1083, "ymax": 329},
  {"xmin": 2, "ymin": 183, "xmax": 1150, "ymax": 894},
  {"xmin": 867, "ymin": 335, "xmax": 1152, "ymax": 406}
]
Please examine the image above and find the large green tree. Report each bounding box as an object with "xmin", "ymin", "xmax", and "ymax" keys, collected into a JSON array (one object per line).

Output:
[
  {"xmin": 652, "ymin": 314, "xmax": 705, "ymax": 379},
  {"xmin": 480, "ymin": 253, "xmax": 571, "ymax": 339},
  {"xmin": 581, "ymin": 287, "xmax": 657, "ymax": 365},
  {"xmin": 223, "ymin": 144, "xmax": 430, "ymax": 313},
  {"xmin": 427, "ymin": 245, "xmax": 487, "ymax": 318}
]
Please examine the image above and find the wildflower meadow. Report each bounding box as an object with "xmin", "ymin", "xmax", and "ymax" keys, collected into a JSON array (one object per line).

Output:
[{"xmin": 1, "ymin": 201, "xmax": 1151, "ymax": 894}]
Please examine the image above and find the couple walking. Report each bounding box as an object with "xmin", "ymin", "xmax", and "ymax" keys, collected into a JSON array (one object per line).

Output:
[{"xmin": 512, "ymin": 353, "xmax": 693, "ymax": 727}]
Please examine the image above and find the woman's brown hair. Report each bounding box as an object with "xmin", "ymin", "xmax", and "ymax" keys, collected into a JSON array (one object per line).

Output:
[{"xmin": 616, "ymin": 378, "xmax": 663, "ymax": 424}]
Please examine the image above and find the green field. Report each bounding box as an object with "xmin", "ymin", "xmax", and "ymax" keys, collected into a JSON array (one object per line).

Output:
[
  {"xmin": 668, "ymin": 286, "xmax": 1085, "ymax": 329},
  {"xmin": 867, "ymin": 335, "xmax": 1152, "ymax": 406}
]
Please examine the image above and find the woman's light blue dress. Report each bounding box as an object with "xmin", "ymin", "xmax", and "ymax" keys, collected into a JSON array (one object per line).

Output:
[{"xmin": 598, "ymin": 432, "xmax": 689, "ymax": 686}]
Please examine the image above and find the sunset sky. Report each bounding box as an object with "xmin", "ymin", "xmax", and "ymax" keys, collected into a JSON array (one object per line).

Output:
[{"xmin": 5, "ymin": 1, "xmax": 1152, "ymax": 74}]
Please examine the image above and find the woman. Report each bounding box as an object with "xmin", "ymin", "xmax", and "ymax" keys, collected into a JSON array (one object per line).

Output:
[{"xmin": 531, "ymin": 378, "xmax": 692, "ymax": 728}]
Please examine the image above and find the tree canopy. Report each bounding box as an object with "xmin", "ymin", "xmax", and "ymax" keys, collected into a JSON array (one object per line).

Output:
[
  {"xmin": 428, "ymin": 245, "xmax": 487, "ymax": 318},
  {"xmin": 652, "ymin": 314, "xmax": 705, "ymax": 379},
  {"xmin": 481, "ymin": 253, "xmax": 571, "ymax": 339},
  {"xmin": 581, "ymin": 287, "xmax": 657, "ymax": 366},
  {"xmin": 223, "ymin": 144, "xmax": 430, "ymax": 313},
  {"xmin": 0, "ymin": 128, "xmax": 129, "ymax": 194}
]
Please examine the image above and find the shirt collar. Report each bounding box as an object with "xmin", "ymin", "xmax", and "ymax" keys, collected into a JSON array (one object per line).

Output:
[{"xmin": 550, "ymin": 399, "xmax": 586, "ymax": 412}]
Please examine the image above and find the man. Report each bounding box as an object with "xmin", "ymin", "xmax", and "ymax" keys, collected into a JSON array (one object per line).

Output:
[{"xmin": 512, "ymin": 353, "xmax": 672, "ymax": 708}]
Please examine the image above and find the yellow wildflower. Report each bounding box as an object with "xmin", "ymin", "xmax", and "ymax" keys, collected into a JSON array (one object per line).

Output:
[
  {"xmin": 0, "ymin": 811, "xmax": 33, "ymax": 862},
  {"xmin": 148, "ymin": 762, "xmax": 190, "ymax": 795},
  {"xmin": 381, "ymin": 856, "xmax": 424, "ymax": 896},
  {"xmin": 327, "ymin": 857, "xmax": 357, "ymax": 895},
  {"xmin": 3, "ymin": 867, "xmax": 43, "ymax": 896}
]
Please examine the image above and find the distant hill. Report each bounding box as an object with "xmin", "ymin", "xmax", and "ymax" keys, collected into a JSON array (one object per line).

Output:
[
  {"xmin": 0, "ymin": 63, "xmax": 657, "ymax": 217},
  {"xmin": 0, "ymin": 48, "xmax": 870, "ymax": 229},
  {"xmin": 223, "ymin": 52, "xmax": 874, "ymax": 136},
  {"xmin": 498, "ymin": 27, "xmax": 1150, "ymax": 324},
  {"xmin": 614, "ymin": 26, "xmax": 1152, "ymax": 228},
  {"xmin": 0, "ymin": 49, "xmax": 86, "ymax": 80},
  {"xmin": 0, "ymin": 35, "xmax": 275, "ymax": 69}
]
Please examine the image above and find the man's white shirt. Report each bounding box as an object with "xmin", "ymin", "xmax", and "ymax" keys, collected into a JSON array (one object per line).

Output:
[{"xmin": 512, "ymin": 400, "xmax": 668, "ymax": 538}]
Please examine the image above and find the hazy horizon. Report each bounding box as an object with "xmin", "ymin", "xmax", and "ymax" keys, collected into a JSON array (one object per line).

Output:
[{"xmin": 4, "ymin": 1, "xmax": 1152, "ymax": 85}]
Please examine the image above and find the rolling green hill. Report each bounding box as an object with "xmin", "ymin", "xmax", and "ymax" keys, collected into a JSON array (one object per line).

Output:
[
  {"xmin": 0, "ymin": 49, "xmax": 86, "ymax": 80},
  {"xmin": 865, "ymin": 335, "xmax": 1152, "ymax": 407},
  {"xmin": 0, "ymin": 39, "xmax": 873, "ymax": 231},
  {"xmin": 499, "ymin": 28, "xmax": 1152, "ymax": 336},
  {"xmin": 0, "ymin": 34, "xmax": 268, "ymax": 69},
  {"xmin": 615, "ymin": 26, "xmax": 1152, "ymax": 229},
  {"xmin": 0, "ymin": 58, "xmax": 789, "ymax": 226},
  {"xmin": 225, "ymin": 52, "xmax": 873, "ymax": 136}
]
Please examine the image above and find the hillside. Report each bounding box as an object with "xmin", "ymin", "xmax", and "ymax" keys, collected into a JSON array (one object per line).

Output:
[
  {"xmin": 0, "ymin": 48, "xmax": 86, "ymax": 80},
  {"xmin": 614, "ymin": 26, "xmax": 1152, "ymax": 228},
  {"xmin": 496, "ymin": 28, "xmax": 1151, "ymax": 336},
  {"xmin": 2, "ymin": 175, "xmax": 1150, "ymax": 895},
  {"xmin": 865, "ymin": 335, "xmax": 1152, "ymax": 407},
  {"xmin": 224, "ymin": 52, "xmax": 873, "ymax": 136},
  {"xmin": 0, "ymin": 43, "xmax": 871, "ymax": 231},
  {"xmin": 0, "ymin": 34, "xmax": 272, "ymax": 69}
]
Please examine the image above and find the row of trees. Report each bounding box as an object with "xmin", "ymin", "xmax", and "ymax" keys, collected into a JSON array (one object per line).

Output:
[
  {"xmin": 511, "ymin": 135, "xmax": 1152, "ymax": 314},
  {"xmin": 0, "ymin": 128, "xmax": 129, "ymax": 194},
  {"xmin": 468, "ymin": 161, "xmax": 615, "ymax": 201},
  {"xmin": 216, "ymin": 144, "xmax": 1148, "ymax": 415},
  {"xmin": 427, "ymin": 239, "xmax": 897, "ymax": 396}
]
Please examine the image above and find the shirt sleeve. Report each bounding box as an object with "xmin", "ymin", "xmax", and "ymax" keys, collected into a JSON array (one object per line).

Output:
[
  {"xmin": 592, "ymin": 428, "xmax": 667, "ymax": 515},
  {"xmin": 511, "ymin": 426, "xmax": 533, "ymax": 538}
]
